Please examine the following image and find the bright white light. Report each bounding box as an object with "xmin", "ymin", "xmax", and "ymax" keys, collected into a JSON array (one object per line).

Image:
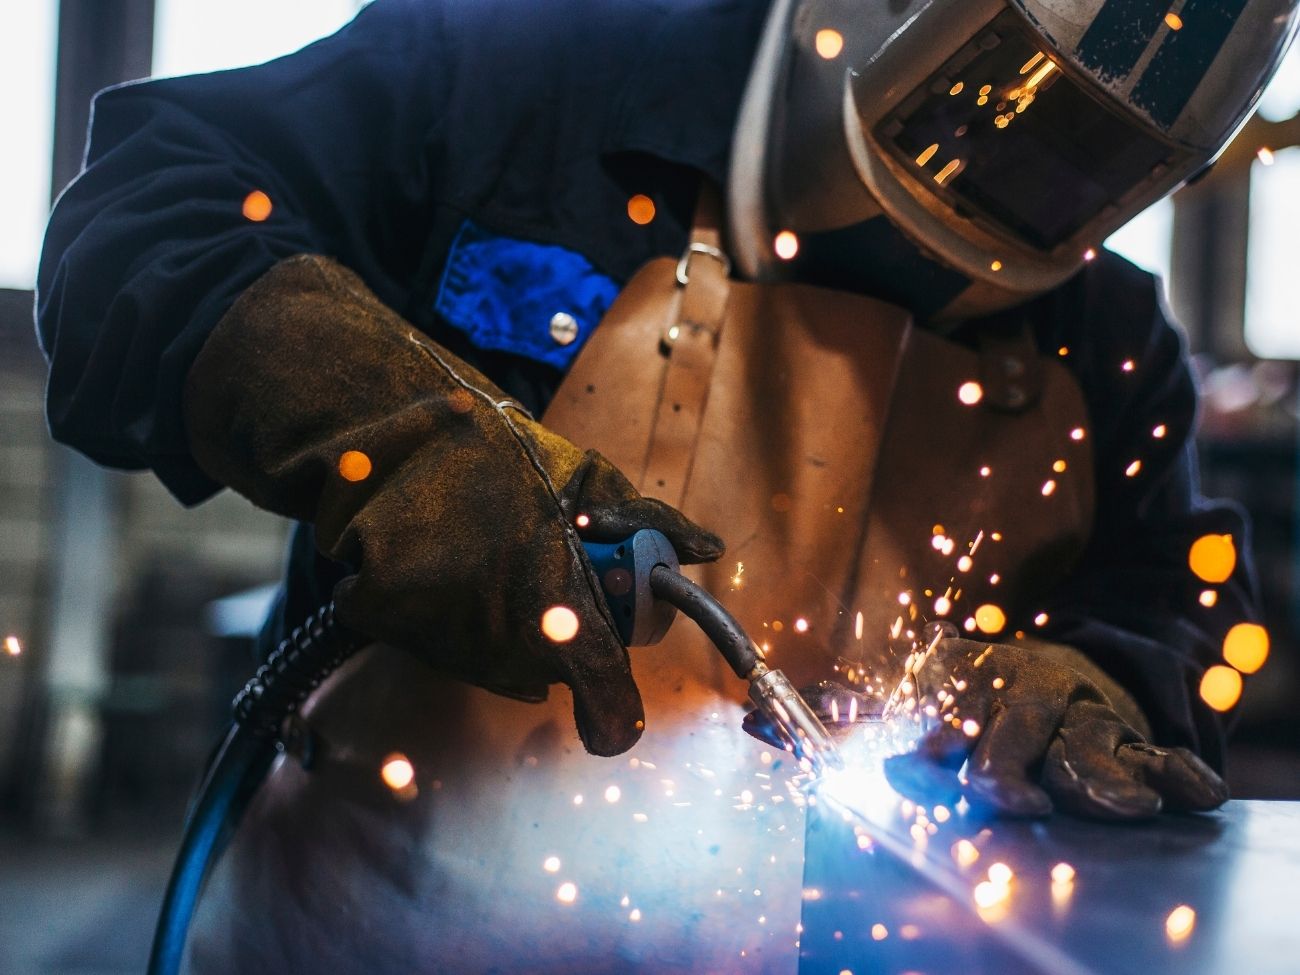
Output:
[
  {"xmin": 152, "ymin": 0, "xmax": 368, "ymax": 78},
  {"xmin": 0, "ymin": 0, "xmax": 57, "ymax": 289},
  {"xmin": 1257, "ymin": 41, "xmax": 1300, "ymax": 123},
  {"xmin": 1105, "ymin": 198, "xmax": 1173, "ymax": 298},
  {"xmin": 1245, "ymin": 147, "xmax": 1300, "ymax": 359}
]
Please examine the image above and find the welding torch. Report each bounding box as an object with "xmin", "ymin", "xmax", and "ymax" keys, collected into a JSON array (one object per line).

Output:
[
  {"xmin": 582, "ymin": 528, "xmax": 842, "ymax": 773},
  {"xmin": 148, "ymin": 527, "xmax": 838, "ymax": 975}
]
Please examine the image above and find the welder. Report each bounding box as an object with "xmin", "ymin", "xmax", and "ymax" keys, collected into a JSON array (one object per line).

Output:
[{"xmin": 36, "ymin": 0, "xmax": 1295, "ymax": 971}]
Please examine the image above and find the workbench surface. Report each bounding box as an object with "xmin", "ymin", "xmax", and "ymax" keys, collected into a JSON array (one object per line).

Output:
[{"xmin": 800, "ymin": 797, "xmax": 1300, "ymax": 975}]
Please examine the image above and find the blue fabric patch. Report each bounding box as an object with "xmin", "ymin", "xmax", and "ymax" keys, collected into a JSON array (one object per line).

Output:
[{"xmin": 434, "ymin": 220, "xmax": 620, "ymax": 370}]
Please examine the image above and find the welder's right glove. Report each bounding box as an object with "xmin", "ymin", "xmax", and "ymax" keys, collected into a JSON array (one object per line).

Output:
[
  {"xmin": 882, "ymin": 637, "xmax": 1228, "ymax": 820},
  {"xmin": 183, "ymin": 254, "xmax": 723, "ymax": 757}
]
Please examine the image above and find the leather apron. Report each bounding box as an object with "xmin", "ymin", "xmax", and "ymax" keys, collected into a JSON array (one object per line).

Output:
[{"xmin": 191, "ymin": 202, "xmax": 1094, "ymax": 975}]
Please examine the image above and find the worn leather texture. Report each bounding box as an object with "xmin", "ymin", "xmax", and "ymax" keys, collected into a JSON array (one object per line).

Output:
[
  {"xmin": 183, "ymin": 253, "xmax": 722, "ymax": 758},
  {"xmin": 192, "ymin": 248, "xmax": 1100, "ymax": 974},
  {"xmin": 884, "ymin": 637, "xmax": 1228, "ymax": 819}
]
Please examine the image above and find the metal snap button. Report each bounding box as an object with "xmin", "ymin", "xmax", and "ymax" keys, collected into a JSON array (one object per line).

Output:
[{"xmin": 549, "ymin": 312, "xmax": 579, "ymax": 346}]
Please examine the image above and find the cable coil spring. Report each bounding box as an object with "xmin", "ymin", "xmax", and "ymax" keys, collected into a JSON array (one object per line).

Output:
[{"xmin": 232, "ymin": 602, "xmax": 364, "ymax": 739}]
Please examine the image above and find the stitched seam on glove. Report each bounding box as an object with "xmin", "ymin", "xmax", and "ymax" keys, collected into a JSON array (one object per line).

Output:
[{"xmin": 404, "ymin": 331, "xmax": 621, "ymax": 639}]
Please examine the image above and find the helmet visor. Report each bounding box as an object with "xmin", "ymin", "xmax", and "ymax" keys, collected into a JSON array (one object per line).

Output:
[{"xmin": 869, "ymin": 10, "xmax": 1184, "ymax": 251}]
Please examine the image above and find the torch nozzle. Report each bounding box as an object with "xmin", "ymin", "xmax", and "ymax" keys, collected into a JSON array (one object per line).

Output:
[
  {"xmin": 746, "ymin": 664, "xmax": 845, "ymax": 772},
  {"xmin": 646, "ymin": 561, "xmax": 843, "ymax": 773}
]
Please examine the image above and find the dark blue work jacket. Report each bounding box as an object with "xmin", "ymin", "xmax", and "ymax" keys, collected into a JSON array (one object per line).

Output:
[{"xmin": 36, "ymin": 0, "xmax": 1256, "ymax": 768}]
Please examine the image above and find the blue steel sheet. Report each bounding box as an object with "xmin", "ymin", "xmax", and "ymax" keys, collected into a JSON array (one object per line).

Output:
[{"xmin": 800, "ymin": 797, "xmax": 1300, "ymax": 975}]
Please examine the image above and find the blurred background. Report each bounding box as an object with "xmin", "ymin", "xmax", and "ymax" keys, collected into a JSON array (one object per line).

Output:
[{"xmin": 0, "ymin": 2, "xmax": 1297, "ymax": 973}]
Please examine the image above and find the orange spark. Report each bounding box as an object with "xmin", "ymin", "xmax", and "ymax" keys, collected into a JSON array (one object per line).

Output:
[
  {"xmin": 953, "ymin": 839, "xmax": 980, "ymax": 868},
  {"xmin": 541, "ymin": 606, "xmax": 580, "ymax": 642},
  {"xmin": 1223, "ymin": 623, "xmax": 1268, "ymax": 673},
  {"xmin": 627, "ymin": 194, "xmax": 656, "ymax": 225},
  {"xmin": 974, "ymin": 604, "xmax": 1006, "ymax": 634},
  {"xmin": 1165, "ymin": 904, "xmax": 1195, "ymax": 942},
  {"xmin": 337, "ymin": 450, "xmax": 372, "ymax": 482},
  {"xmin": 1199, "ymin": 666, "xmax": 1242, "ymax": 711},
  {"xmin": 1189, "ymin": 534, "xmax": 1235, "ymax": 583},
  {"xmin": 380, "ymin": 753, "xmax": 415, "ymax": 791},
  {"xmin": 974, "ymin": 881, "xmax": 1008, "ymax": 908},
  {"xmin": 242, "ymin": 190, "xmax": 272, "ymax": 222},
  {"xmin": 814, "ymin": 28, "xmax": 844, "ymax": 59}
]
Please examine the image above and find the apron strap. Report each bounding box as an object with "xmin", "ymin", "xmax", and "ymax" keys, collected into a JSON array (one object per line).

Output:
[
  {"xmin": 641, "ymin": 179, "xmax": 732, "ymax": 504},
  {"xmin": 977, "ymin": 315, "xmax": 1044, "ymax": 413}
]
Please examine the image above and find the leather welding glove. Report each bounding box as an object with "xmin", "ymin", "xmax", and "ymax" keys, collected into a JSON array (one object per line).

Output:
[
  {"xmin": 183, "ymin": 254, "xmax": 723, "ymax": 756},
  {"xmin": 881, "ymin": 637, "xmax": 1228, "ymax": 820}
]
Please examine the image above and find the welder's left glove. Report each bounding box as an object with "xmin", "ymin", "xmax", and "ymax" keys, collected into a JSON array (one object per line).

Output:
[{"xmin": 882, "ymin": 638, "xmax": 1228, "ymax": 820}]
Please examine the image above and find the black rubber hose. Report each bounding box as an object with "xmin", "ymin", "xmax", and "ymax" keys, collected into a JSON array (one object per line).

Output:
[
  {"xmin": 148, "ymin": 603, "xmax": 366, "ymax": 975},
  {"xmin": 648, "ymin": 565, "xmax": 760, "ymax": 677}
]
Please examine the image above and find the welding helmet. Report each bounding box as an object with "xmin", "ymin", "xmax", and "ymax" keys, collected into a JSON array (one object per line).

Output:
[{"xmin": 729, "ymin": 0, "xmax": 1299, "ymax": 322}]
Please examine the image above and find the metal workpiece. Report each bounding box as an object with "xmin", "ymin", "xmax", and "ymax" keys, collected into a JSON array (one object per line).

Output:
[
  {"xmin": 747, "ymin": 665, "xmax": 845, "ymax": 773},
  {"xmin": 799, "ymin": 795, "xmax": 1300, "ymax": 975}
]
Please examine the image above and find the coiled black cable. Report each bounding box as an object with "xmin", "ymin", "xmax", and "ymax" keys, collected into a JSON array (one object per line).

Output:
[{"xmin": 147, "ymin": 603, "xmax": 366, "ymax": 975}]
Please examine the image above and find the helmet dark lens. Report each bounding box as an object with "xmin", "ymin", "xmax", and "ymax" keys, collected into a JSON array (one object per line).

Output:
[{"xmin": 873, "ymin": 10, "xmax": 1178, "ymax": 250}]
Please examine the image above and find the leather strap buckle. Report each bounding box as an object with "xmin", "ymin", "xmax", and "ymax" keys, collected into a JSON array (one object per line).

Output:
[{"xmin": 675, "ymin": 242, "xmax": 731, "ymax": 287}]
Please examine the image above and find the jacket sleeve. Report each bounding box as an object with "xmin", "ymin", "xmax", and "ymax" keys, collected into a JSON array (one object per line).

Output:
[
  {"xmin": 36, "ymin": 0, "xmax": 444, "ymax": 504},
  {"xmin": 1033, "ymin": 252, "xmax": 1258, "ymax": 771}
]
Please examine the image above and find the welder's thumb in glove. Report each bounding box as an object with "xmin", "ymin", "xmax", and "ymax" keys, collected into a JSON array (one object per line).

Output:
[
  {"xmin": 554, "ymin": 450, "xmax": 724, "ymax": 565},
  {"xmin": 882, "ymin": 638, "xmax": 1227, "ymax": 820},
  {"xmin": 183, "ymin": 254, "xmax": 722, "ymax": 757}
]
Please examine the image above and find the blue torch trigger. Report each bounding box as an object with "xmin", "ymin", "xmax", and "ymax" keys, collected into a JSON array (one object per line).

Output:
[
  {"xmin": 581, "ymin": 529, "xmax": 681, "ymax": 647},
  {"xmin": 582, "ymin": 529, "xmax": 843, "ymax": 772}
]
